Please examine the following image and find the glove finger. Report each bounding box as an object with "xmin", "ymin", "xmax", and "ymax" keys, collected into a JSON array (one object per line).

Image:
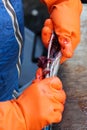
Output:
[
  {"xmin": 41, "ymin": 19, "xmax": 53, "ymax": 48},
  {"xmin": 40, "ymin": 77, "xmax": 62, "ymax": 90},
  {"xmin": 35, "ymin": 68, "xmax": 43, "ymax": 80},
  {"xmin": 50, "ymin": 89, "xmax": 66, "ymax": 104},
  {"xmin": 32, "ymin": 68, "xmax": 43, "ymax": 83},
  {"xmin": 42, "ymin": 26, "xmax": 52, "ymax": 48},
  {"xmin": 52, "ymin": 111, "xmax": 62, "ymax": 123},
  {"xmin": 50, "ymin": 77, "xmax": 63, "ymax": 90},
  {"xmin": 47, "ymin": 110, "xmax": 62, "ymax": 124},
  {"xmin": 52, "ymin": 101, "xmax": 64, "ymax": 113},
  {"xmin": 44, "ymin": 18, "xmax": 53, "ymax": 30}
]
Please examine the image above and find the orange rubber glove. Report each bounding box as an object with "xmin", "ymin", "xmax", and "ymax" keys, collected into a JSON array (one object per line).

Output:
[
  {"xmin": 41, "ymin": 0, "xmax": 82, "ymax": 63},
  {"xmin": 0, "ymin": 76, "xmax": 66, "ymax": 130}
]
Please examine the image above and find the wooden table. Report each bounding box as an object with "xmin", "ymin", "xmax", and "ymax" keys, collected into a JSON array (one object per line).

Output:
[{"xmin": 53, "ymin": 4, "xmax": 87, "ymax": 130}]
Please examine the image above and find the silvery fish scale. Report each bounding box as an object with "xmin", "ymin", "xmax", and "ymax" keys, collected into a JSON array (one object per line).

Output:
[{"xmin": 46, "ymin": 33, "xmax": 61, "ymax": 78}]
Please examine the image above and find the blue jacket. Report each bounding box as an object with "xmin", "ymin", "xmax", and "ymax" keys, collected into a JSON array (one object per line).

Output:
[{"xmin": 0, "ymin": 0, "xmax": 24, "ymax": 101}]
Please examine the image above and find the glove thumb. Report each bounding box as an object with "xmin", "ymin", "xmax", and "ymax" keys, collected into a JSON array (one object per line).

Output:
[{"xmin": 32, "ymin": 68, "xmax": 43, "ymax": 83}]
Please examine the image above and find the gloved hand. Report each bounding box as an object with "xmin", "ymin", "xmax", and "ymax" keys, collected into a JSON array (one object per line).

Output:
[
  {"xmin": 17, "ymin": 75, "xmax": 66, "ymax": 130},
  {"xmin": 0, "ymin": 74, "xmax": 66, "ymax": 130},
  {"xmin": 41, "ymin": 0, "xmax": 82, "ymax": 63},
  {"xmin": 0, "ymin": 66, "xmax": 66, "ymax": 130}
]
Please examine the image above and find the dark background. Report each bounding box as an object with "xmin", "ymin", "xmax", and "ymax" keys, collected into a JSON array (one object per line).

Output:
[
  {"xmin": 81, "ymin": 0, "xmax": 87, "ymax": 3},
  {"xmin": 22, "ymin": 0, "xmax": 49, "ymax": 34}
]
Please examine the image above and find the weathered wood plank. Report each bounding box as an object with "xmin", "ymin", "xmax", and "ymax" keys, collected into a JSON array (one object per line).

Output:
[{"xmin": 53, "ymin": 4, "xmax": 87, "ymax": 130}]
